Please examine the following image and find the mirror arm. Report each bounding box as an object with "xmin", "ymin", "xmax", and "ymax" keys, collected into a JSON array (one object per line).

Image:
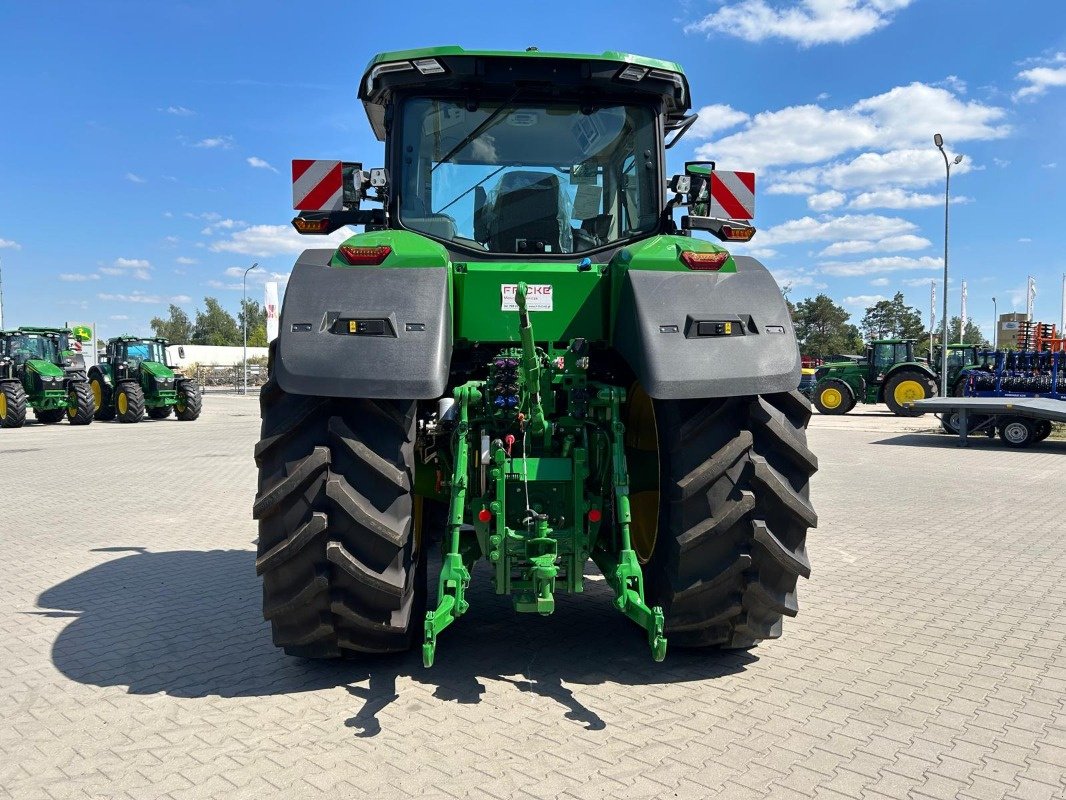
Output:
[{"xmin": 664, "ymin": 113, "xmax": 698, "ymax": 150}]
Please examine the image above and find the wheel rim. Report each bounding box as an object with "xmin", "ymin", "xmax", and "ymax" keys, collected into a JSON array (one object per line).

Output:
[
  {"xmin": 820, "ymin": 387, "xmax": 842, "ymax": 409},
  {"xmin": 91, "ymin": 380, "xmax": 102, "ymax": 408},
  {"xmin": 67, "ymin": 390, "xmax": 77, "ymax": 417},
  {"xmin": 1003, "ymin": 422, "xmax": 1028, "ymax": 444},
  {"xmin": 0, "ymin": 391, "xmax": 7, "ymax": 419},
  {"xmin": 117, "ymin": 391, "xmax": 128, "ymax": 415},
  {"xmin": 176, "ymin": 394, "xmax": 186, "ymax": 412},
  {"xmin": 625, "ymin": 384, "xmax": 658, "ymax": 564},
  {"xmin": 893, "ymin": 379, "xmax": 926, "ymax": 405}
]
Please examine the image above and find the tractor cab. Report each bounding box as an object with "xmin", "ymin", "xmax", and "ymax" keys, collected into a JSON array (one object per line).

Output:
[
  {"xmin": 866, "ymin": 339, "xmax": 915, "ymax": 383},
  {"xmin": 1, "ymin": 329, "xmax": 63, "ymax": 372},
  {"xmin": 105, "ymin": 337, "xmax": 170, "ymax": 370}
]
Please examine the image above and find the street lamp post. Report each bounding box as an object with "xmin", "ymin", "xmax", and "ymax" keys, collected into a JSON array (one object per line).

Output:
[
  {"xmin": 934, "ymin": 134, "xmax": 963, "ymax": 396},
  {"xmin": 992, "ymin": 296, "xmax": 997, "ymax": 350},
  {"xmin": 242, "ymin": 262, "xmax": 260, "ymax": 395}
]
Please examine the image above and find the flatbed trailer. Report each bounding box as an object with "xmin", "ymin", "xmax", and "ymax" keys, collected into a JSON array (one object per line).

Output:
[{"xmin": 909, "ymin": 397, "xmax": 1066, "ymax": 448}]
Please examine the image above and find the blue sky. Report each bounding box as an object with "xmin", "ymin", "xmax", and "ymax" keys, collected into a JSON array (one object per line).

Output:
[{"xmin": 1, "ymin": 0, "xmax": 1064, "ymax": 339}]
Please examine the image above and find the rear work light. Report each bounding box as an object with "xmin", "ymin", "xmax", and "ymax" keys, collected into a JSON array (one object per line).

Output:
[
  {"xmin": 338, "ymin": 244, "xmax": 392, "ymax": 266},
  {"xmin": 292, "ymin": 217, "xmax": 331, "ymax": 233},
  {"xmin": 720, "ymin": 224, "xmax": 756, "ymax": 242},
  {"xmin": 680, "ymin": 250, "xmax": 731, "ymax": 271}
]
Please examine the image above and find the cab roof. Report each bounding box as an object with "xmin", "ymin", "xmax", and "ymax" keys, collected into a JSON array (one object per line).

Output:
[{"xmin": 359, "ymin": 46, "xmax": 691, "ymax": 141}]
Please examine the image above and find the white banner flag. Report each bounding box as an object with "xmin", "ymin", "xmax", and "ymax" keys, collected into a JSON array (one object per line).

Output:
[
  {"xmin": 960, "ymin": 280, "xmax": 967, "ymax": 341},
  {"xmin": 265, "ymin": 281, "xmax": 280, "ymax": 343},
  {"xmin": 1027, "ymin": 275, "xmax": 1037, "ymax": 322}
]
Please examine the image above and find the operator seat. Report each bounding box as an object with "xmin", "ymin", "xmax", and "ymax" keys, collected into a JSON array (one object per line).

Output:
[{"xmin": 488, "ymin": 171, "xmax": 567, "ymax": 254}]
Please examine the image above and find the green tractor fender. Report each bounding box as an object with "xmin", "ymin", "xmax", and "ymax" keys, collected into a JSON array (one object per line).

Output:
[
  {"xmin": 614, "ymin": 255, "xmax": 800, "ymax": 399},
  {"xmin": 273, "ymin": 248, "xmax": 452, "ymax": 398}
]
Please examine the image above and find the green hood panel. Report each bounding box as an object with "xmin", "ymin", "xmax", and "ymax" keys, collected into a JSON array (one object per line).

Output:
[
  {"xmin": 140, "ymin": 361, "xmax": 175, "ymax": 379},
  {"xmin": 26, "ymin": 359, "xmax": 64, "ymax": 378}
]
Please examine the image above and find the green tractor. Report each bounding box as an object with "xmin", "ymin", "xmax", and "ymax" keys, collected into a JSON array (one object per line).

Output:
[
  {"xmin": 88, "ymin": 336, "xmax": 202, "ymax": 423},
  {"xmin": 812, "ymin": 339, "xmax": 938, "ymax": 416},
  {"xmin": 255, "ymin": 46, "xmax": 817, "ymax": 667},
  {"xmin": 933, "ymin": 343, "xmax": 983, "ymax": 395},
  {"xmin": 0, "ymin": 327, "xmax": 95, "ymax": 428}
]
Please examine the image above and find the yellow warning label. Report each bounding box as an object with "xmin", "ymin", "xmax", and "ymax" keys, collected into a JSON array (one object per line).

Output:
[
  {"xmin": 349, "ymin": 320, "xmax": 358, "ymax": 333},
  {"xmin": 724, "ymin": 322, "xmax": 732, "ymax": 335}
]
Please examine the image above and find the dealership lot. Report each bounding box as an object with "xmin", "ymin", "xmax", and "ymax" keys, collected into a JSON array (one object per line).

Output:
[{"xmin": 1, "ymin": 396, "xmax": 1064, "ymax": 800}]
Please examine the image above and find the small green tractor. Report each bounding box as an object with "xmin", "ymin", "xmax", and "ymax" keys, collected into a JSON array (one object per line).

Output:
[
  {"xmin": 933, "ymin": 343, "xmax": 983, "ymax": 394},
  {"xmin": 88, "ymin": 336, "xmax": 202, "ymax": 423},
  {"xmin": 0, "ymin": 327, "xmax": 95, "ymax": 428},
  {"xmin": 812, "ymin": 339, "xmax": 938, "ymax": 416},
  {"xmin": 255, "ymin": 46, "xmax": 817, "ymax": 668}
]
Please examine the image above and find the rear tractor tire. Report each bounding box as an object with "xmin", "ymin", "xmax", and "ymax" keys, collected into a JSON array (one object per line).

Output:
[
  {"xmin": 884, "ymin": 370, "xmax": 936, "ymax": 417},
  {"xmin": 253, "ymin": 375, "xmax": 424, "ymax": 658},
  {"xmin": 0, "ymin": 381, "xmax": 28, "ymax": 429},
  {"xmin": 66, "ymin": 382, "xmax": 94, "ymax": 425},
  {"xmin": 644, "ymin": 390, "xmax": 818, "ymax": 649},
  {"xmin": 812, "ymin": 379, "xmax": 854, "ymax": 415},
  {"xmin": 174, "ymin": 381, "xmax": 202, "ymax": 421},
  {"xmin": 115, "ymin": 382, "xmax": 145, "ymax": 423}
]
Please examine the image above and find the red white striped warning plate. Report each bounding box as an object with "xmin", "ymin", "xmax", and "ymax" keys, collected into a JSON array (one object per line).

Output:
[
  {"xmin": 708, "ymin": 171, "xmax": 755, "ymax": 220},
  {"xmin": 292, "ymin": 159, "xmax": 343, "ymax": 211}
]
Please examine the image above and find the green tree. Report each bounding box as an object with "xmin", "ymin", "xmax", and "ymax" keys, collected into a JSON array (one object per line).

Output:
[
  {"xmin": 947, "ymin": 316, "xmax": 989, "ymax": 347},
  {"xmin": 860, "ymin": 292, "xmax": 925, "ymax": 341},
  {"xmin": 238, "ymin": 299, "xmax": 268, "ymax": 347},
  {"xmin": 191, "ymin": 297, "xmax": 240, "ymax": 346},
  {"xmin": 793, "ymin": 294, "xmax": 863, "ymax": 359},
  {"xmin": 149, "ymin": 304, "xmax": 194, "ymax": 344}
]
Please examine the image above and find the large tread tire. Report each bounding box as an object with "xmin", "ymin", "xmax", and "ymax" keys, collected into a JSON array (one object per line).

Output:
[
  {"xmin": 0, "ymin": 381, "xmax": 28, "ymax": 428},
  {"xmin": 253, "ymin": 374, "xmax": 423, "ymax": 658},
  {"xmin": 90, "ymin": 373, "xmax": 116, "ymax": 421},
  {"xmin": 812, "ymin": 379, "xmax": 853, "ymax": 415},
  {"xmin": 646, "ymin": 390, "xmax": 818, "ymax": 649},
  {"xmin": 66, "ymin": 381, "xmax": 94, "ymax": 425},
  {"xmin": 174, "ymin": 380, "xmax": 202, "ymax": 421},
  {"xmin": 115, "ymin": 382, "xmax": 145, "ymax": 423},
  {"xmin": 35, "ymin": 408, "xmax": 65, "ymax": 424},
  {"xmin": 883, "ymin": 370, "xmax": 936, "ymax": 417}
]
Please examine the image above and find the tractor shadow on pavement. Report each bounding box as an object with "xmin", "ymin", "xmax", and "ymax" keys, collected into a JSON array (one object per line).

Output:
[
  {"xmin": 872, "ymin": 432, "xmax": 1066, "ymax": 452},
  {"xmin": 38, "ymin": 548, "xmax": 757, "ymax": 731}
]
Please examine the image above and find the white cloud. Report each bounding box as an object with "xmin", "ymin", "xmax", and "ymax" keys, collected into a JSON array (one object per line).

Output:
[
  {"xmin": 992, "ymin": 158, "xmax": 1010, "ymax": 168},
  {"xmin": 765, "ymin": 181, "xmax": 816, "ymax": 195},
  {"xmin": 818, "ymin": 234, "xmax": 930, "ymax": 256},
  {"xmin": 1043, "ymin": 163, "xmax": 1057, "ymax": 169},
  {"xmin": 109, "ymin": 314, "xmax": 130, "ymax": 320},
  {"xmin": 688, "ymin": 105, "xmax": 750, "ymax": 139},
  {"xmin": 849, "ymin": 187, "xmax": 972, "ymax": 209},
  {"xmin": 0, "ymin": 238, "xmax": 20, "ymax": 250},
  {"xmin": 200, "ymin": 218, "xmax": 244, "ymax": 235},
  {"xmin": 843, "ymin": 294, "xmax": 887, "ymax": 307},
  {"xmin": 870, "ymin": 277, "xmax": 890, "ymax": 286},
  {"xmin": 191, "ymin": 135, "xmax": 234, "ymax": 149},
  {"xmin": 59, "ymin": 273, "xmax": 100, "ymax": 282},
  {"xmin": 756, "ymin": 213, "xmax": 916, "ymax": 247},
  {"xmin": 247, "ymin": 156, "xmax": 280, "ymax": 173},
  {"xmin": 209, "ymin": 223, "xmax": 351, "ymax": 257},
  {"xmin": 901, "ymin": 276, "xmax": 940, "ymax": 287},
  {"xmin": 937, "ymin": 75, "xmax": 967, "ymax": 95},
  {"xmin": 819, "ymin": 255, "xmax": 942, "ymax": 277},
  {"xmin": 176, "ymin": 256, "xmax": 198, "ymax": 265},
  {"xmin": 161, "ymin": 105, "xmax": 195, "ymax": 116},
  {"xmin": 807, "ymin": 190, "xmax": 845, "ymax": 211},
  {"xmin": 114, "ymin": 257, "xmax": 151, "ymax": 269},
  {"xmin": 1018, "ymin": 237, "xmax": 1032, "ymax": 243},
  {"xmin": 125, "ymin": 172, "xmax": 147, "ymax": 184},
  {"xmin": 696, "ymin": 83, "xmax": 1008, "ymax": 171},
  {"xmin": 98, "ymin": 292, "xmax": 188, "ymax": 305},
  {"xmin": 685, "ymin": 0, "xmax": 915, "ymax": 47},
  {"xmin": 768, "ymin": 267, "xmax": 826, "ymax": 290},
  {"xmin": 1014, "ymin": 53, "xmax": 1066, "ymax": 101}
]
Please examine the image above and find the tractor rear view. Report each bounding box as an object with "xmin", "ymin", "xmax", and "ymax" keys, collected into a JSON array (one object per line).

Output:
[
  {"xmin": 89, "ymin": 337, "xmax": 202, "ymax": 423},
  {"xmin": 254, "ymin": 47, "xmax": 817, "ymax": 666},
  {"xmin": 0, "ymin": 327, "xmax": 94, "ymax": 428}
]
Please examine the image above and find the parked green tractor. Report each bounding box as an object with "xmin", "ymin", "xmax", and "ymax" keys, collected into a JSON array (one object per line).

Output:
[
  {"xmin": 255, "ymin": 46, "xmax": 817, "ymax": 667},
  {"xmin": 88, "ymin": 336, "xmax": 202, "ymax": 423},
  {"xmin": 933, "ymin": 343, "xmax": 983, "ymax": 394},
  {"xmin": 0, "ymin": 327, "xmax": 94, "ymax": 428},
  {"xmin": 812, "ymin": 339, "xmax": 937, "ymax": 416}
]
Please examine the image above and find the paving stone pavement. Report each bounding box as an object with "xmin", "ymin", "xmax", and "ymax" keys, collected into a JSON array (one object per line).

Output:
[{"xmin": 1, "ymin": 396, "xmax": 1064, "ymax": 800}]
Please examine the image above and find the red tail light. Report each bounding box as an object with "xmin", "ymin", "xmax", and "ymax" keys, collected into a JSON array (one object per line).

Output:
[
  {"xmin": 338, "ymin": 244, "xmax": 392, "ymax": 265},
  {"xmin": 680, "ymin": 250, "xmax": 730, "ymax": 271},
  {"xmin": 587, "ymin": 509, "xmax": 602, "ymax": 523},
  {"xmin": 477, "ymin": 508, "xmax": 492, "ymax": 523}
]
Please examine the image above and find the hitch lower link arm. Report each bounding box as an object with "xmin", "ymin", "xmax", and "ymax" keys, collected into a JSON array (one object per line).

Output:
[
  {"xmin": 592, "ymin": 387, "xmax": 667, "ymax": 662},
  {"xmin": 423, "ymin": 384, "xmax": 481, "ymax": 667}
]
